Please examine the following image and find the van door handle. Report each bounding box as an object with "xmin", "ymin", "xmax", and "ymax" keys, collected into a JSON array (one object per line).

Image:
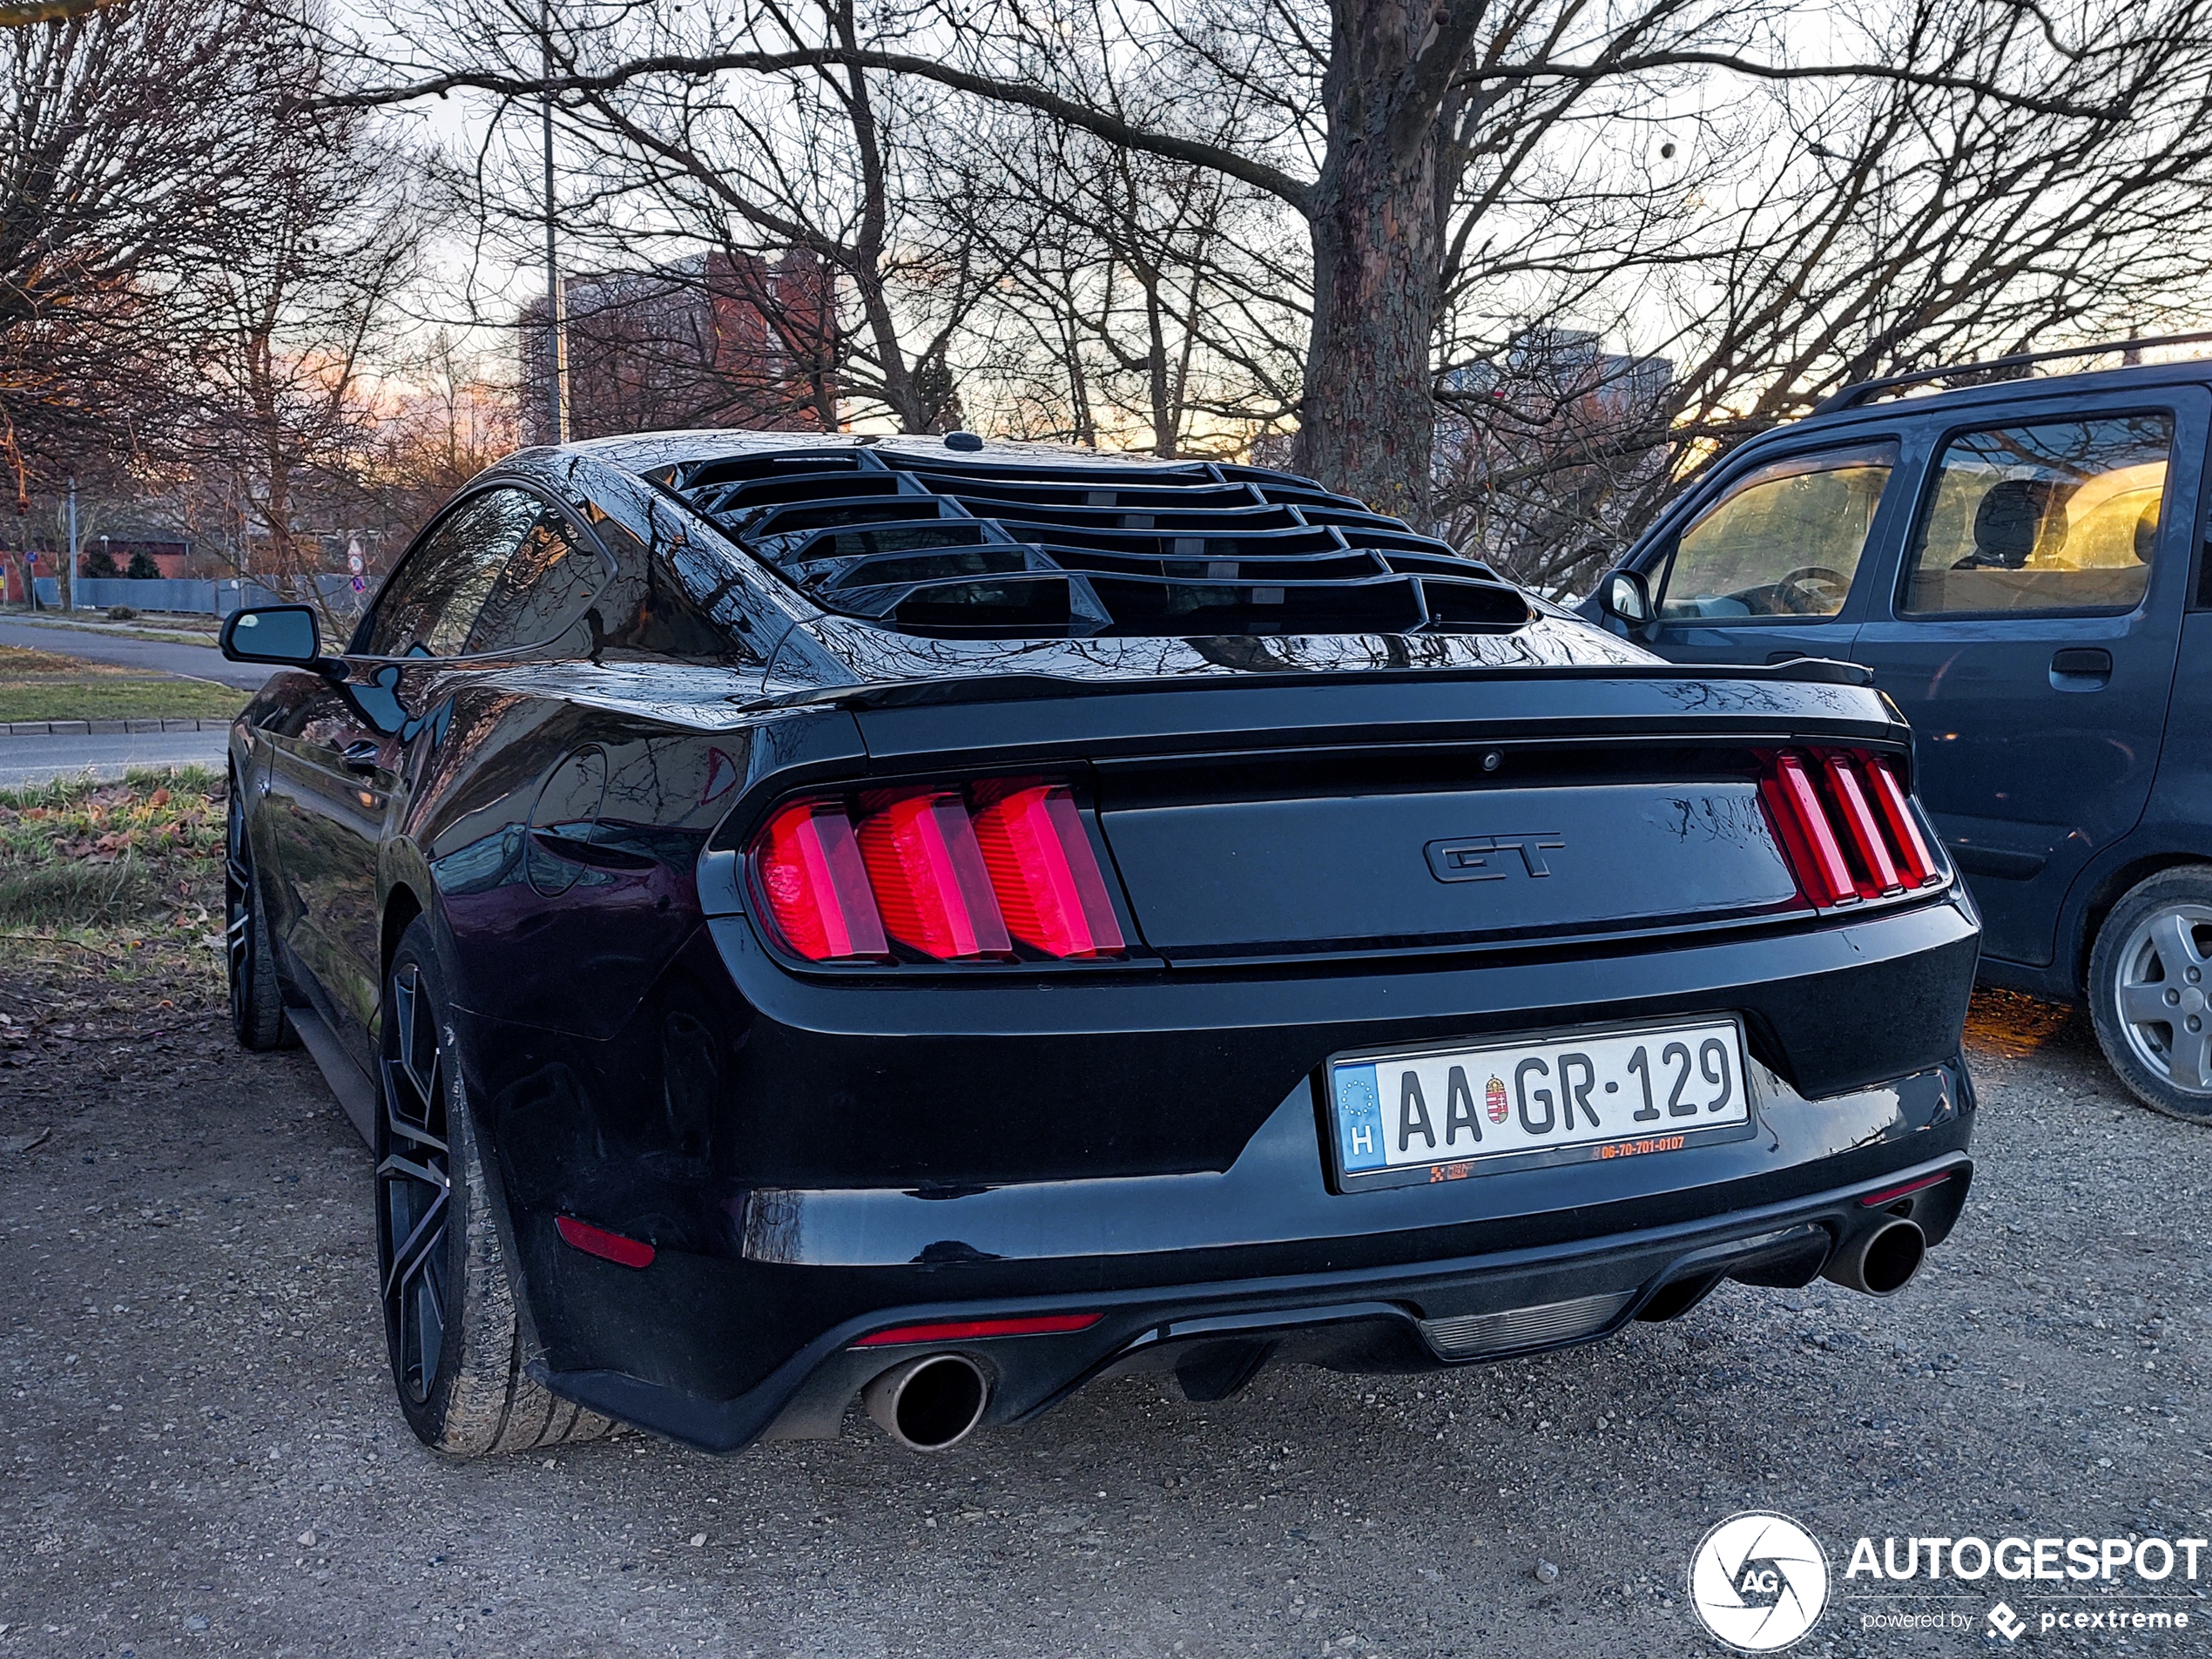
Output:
[{"xmin": 2050, "ymin": 647, "xmax": 2112, "ymax": 688}]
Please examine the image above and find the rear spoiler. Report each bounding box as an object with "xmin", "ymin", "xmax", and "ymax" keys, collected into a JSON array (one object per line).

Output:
[{"xmin": 731, "ymin": 655, "xmax": 1872, "ymax": 717}]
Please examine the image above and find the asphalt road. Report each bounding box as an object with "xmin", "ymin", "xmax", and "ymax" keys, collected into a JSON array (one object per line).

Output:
[
  {"xmin": 0, "ymin": 617, "xmax": 275, "ymax": 691},
  {"xmin": 0, "ymin": 992, "xmax": 2205, "ymax": 1658},
  {"xmin": 0, "ymin": 732, "xmax": 231, "ymax": 787}
]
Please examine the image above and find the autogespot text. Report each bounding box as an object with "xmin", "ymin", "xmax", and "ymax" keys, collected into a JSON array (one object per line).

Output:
[{"xmin": 1845, "ymin": 1534, "xmax": 2208, "ymax": 1582}]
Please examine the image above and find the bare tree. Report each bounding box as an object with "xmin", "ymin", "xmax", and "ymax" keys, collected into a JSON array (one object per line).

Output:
[
  {"xmin": 329, "ymin": 0, "xmax": 2212, "ymax": 516},
  {"xmin": 948, "ymin": 97, "xmax": 1304, "ymax": 455},
  {"xmin": 1435, "ymin": 1, "xmax": 2212, "ymax": 592},
  {"xmin": 175, "ymin": 93, "xmax": 425, "ymax": 626},
  {"xmin": 0, "ymin": 0, "xmax": 320, "ymax": 480},
  {"xmin": 328, "ymin": 0, "xmax": 2212, "ymax": 563},
  {"xmin": 409, "ymin": 0, "xmax": 1028, "ymax": 435}
]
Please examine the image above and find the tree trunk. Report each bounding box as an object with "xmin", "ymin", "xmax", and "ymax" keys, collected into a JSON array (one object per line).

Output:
[{"xmin": 1292, "ymin": 0, "xmax": 1455, "ymax": 527}]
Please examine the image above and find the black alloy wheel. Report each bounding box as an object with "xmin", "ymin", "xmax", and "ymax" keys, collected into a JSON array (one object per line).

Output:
[
  {"xmin": 225, "ymin": 786, "xmax": 290, "ymax": 1050},
  {"xmin": 374, "ymin": 919, "xmax": 615, "ymax": 1453},
  {"xmin": 379, "ymin": 955, "xmax": 453, "ymax": 1406}
]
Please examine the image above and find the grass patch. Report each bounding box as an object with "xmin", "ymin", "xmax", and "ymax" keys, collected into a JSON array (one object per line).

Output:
[
  {"xmin": 0, "ymin": 644, "xmax": 246, "ymax": 722},
  {"xmin": 2, "ymin": 607, "xmax": 227, "ymax": 645},
  {"xmin": 0, "ymin": 768, "xmax": 227, "ymax": 989},
  {"xmin": 98, "ymin": 609, "xmax": 222, "ymax": 634},
  {"xmin": 0, "ymin": 767, "xmax": 231, "ymax": 1058}
]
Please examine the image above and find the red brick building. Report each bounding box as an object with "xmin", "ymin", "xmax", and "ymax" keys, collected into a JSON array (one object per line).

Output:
[{"xmin": 521, "ymin": 251, "xmax": 838, "ymax": 445}]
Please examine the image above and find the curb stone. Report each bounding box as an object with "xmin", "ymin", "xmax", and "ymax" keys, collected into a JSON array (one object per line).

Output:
[{"xmin": 2, "ymin": 718, "xmax": 226, "ymax": 736}]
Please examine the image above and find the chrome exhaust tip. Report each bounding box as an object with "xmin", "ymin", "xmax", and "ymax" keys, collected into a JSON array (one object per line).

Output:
[
  {"xmin": 1821, "ymin": 1217, "xmax": 1927, "ymax": 1297},
  {"xmin": 862, "ymin": 1354, "xmax": 988, "ymax": 1452}
]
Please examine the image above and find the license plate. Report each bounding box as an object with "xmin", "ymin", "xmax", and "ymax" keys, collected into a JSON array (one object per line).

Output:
[{"xmin": 1328, "ymin": 1018, "xmax": 1752, "ymax": 1186}]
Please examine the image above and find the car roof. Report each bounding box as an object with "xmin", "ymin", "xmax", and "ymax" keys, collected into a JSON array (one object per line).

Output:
[{"xmin": 1787, "ymin": 357, "xmax": 2212, "ymax": 442}]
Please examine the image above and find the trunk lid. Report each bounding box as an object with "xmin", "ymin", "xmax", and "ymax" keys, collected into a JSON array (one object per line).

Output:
[
  {"xmin": 1097, "ymin": 773, "xmax": 1799, "ymax": 963},
  {"xmin": 833, "ymin": 660, "xmax": 1919, "ymax": 968}
]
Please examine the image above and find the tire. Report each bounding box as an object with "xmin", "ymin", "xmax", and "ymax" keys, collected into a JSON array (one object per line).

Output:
[
  {"xmin": 225, "ymin": 787, "xmax": 292, "ymax": 1052},
  {"xmin": 2087, "ymin": 867, "xmax": 2212, "ymax": 1123},
  {"xmin": 376, "ymin": 918, "xmax": 617, "ymax": 1454}
]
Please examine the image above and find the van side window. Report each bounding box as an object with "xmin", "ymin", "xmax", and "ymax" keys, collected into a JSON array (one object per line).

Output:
[
  {"xmin": 1900, "ymin": 415, "xmax": 2170, "ymax": 617},
  {"xmin": 1656, "ymin": 442, "xmax": 1896, "ymax": 620}
]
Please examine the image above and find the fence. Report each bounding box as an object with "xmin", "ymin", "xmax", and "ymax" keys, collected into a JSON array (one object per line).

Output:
[{"xmin": 24, "ymin": 575, "xmax": 364, "ymax": 617}]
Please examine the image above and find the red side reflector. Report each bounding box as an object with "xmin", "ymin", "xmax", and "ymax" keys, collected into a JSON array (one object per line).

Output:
[
  {"xmin": 1761, "ymin": 753, "xmax": 1857, "ymax": 906},
  {"xmin": 556, "ymin": 1215, "xmax": 656, "ymax": 1269},
  {"xmin": 855, "ymin": 791, "xmax": 1013, "ymax": 960},
  {"xmin": 1860, "ymin": 752, "xmax": 1937, "ymax": 887},
  {"xmin": 756, "ymin": 799, "xmax": 888, "ymax": 961},
  {"xmin": 1859, "ymin": 1173, "xmax": 1950, "ymax": 1207},
  {"xmin": 971, "ymin": 782, "xmax": 1126, "ymax": 958},
  {"xmin": 852, "ymin": 1312, "xmax": 1103, "ymax": 1348}
]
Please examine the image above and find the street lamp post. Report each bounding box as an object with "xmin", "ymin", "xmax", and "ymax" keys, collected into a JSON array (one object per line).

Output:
[
  {"xmin": 65, "ymin": 474, "xmax": 78, "ymax": 610},
  {"xmin": 542, "ymin": 1, "xmax": 569, "ymax": 446}
]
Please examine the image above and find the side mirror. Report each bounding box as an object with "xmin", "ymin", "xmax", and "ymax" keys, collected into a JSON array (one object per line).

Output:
[
  {"xmin": 1598, "ymin": 569, "xmax": 1652, "ymax": 626},
  {"xmin": 221, "ymin": 605, "xmax": 339, "ymax": 678}
]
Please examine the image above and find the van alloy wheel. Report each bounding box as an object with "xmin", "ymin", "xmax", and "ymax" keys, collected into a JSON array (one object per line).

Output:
[
  {"xmin": 2088, "ymin": 867, "xmax": 2212, "ymax": 1123},
  {"xmin": 2109, "ymin": 902, "xmax": 2212, "ymax": 1096}
]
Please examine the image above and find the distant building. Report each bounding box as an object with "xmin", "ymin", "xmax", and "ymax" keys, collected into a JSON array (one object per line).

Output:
[
  {"xmin": 2, "ymin": 509, "xmax": 191, "ymax": 600},
  {"xmin": 81, "ymin": 524, "xmax": 191, "ymax": 580},
  {"xmin": 520, "ymin": 251, "xmax": 839, "ymax": 445},
  {"xmin": 1436, "ymin": 327, "xmax": 1677, "ymax": 586},
  {"xmin": 1441, "ymin": 327, "xmax": 1675, "ymax": 429}
]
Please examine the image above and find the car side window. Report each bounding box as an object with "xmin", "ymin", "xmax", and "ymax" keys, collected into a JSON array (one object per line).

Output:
[
  {"xmin": 1899, "ymin": 414, "xmax": 2170, "ymax": 617},
  {"xmin": 361, "ymin": 488, "xmax": 543, "ymax": 657},
  {"xmin": 1656, "ymin": 442, "xmax": 1898, "ymax": 621},
  {"xmin": 464, "ymin": 508, "xmax": 607, "ymax": 655}
]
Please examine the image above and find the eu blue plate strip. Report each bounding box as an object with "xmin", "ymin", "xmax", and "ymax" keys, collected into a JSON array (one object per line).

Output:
[{"xmin": 1333, "ymin": 1063, "xmax": 1386, "ymax": 1174}]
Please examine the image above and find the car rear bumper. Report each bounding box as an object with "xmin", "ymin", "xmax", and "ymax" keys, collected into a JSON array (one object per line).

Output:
[
  {"xmin": 679, "ymin": 885, "xmax": 1980, "ymax": 1189},
  {"xmin": 531, "ymin": 1140, "xmax": 1973, "ymax": 1454},
  {"xmin": 463, "ymin": 887, "xmax": 1979, "ymax": 1454}
]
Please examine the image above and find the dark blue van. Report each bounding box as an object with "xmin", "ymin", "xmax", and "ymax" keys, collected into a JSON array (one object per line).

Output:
[{"xmin": 1587, "ymin": 343, "xmax": 2212, "ymax": 1122}]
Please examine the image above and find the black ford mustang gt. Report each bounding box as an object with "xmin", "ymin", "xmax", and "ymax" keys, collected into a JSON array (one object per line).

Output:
[{"xmin": 219, "ymin": 431, "xmax": 1979, "ymax": 1458}]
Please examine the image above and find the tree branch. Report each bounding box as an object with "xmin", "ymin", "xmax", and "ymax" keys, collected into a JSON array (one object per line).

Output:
[{"xmin": 304, "ymin": 46, "xmax": 1318, "ymax": 212}]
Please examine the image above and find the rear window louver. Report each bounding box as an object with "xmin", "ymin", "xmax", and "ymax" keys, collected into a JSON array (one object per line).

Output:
[{"xmin": 660, "ymin": 448, "xmax": 1531, "ymax": 638}]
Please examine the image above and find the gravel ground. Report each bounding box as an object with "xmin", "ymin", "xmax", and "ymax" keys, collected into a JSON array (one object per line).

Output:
[{"xmin": 1, "ymin": 988, "xmax": 2206, "ymax": 1659}]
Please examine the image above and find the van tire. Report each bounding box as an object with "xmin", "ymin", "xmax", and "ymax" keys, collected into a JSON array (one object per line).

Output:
[{"xmin": 2087, "ymin": 867, "xmax": 2212, "ymax": 1123}]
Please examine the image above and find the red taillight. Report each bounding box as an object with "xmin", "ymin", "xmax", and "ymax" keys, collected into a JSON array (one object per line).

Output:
[
  {"xmin": 1821, "ymin": 751, "xmax": 1901, "ymax": 895},
  {"xmin": 746, "ymin": 778, "xmax": 1128, "ymax": 964},
  {"xmin": 851, "ymin": 1312, "xmax": 1103, "ymax": 1348},
  {"xmin": 756, "ymin": 799, "xmax": 889, "ymax": 961},
  {"xmin": 856, "ymin": 791, "xmax": 1012, "ymax": 961},
  {"xmin": 1762, "ymin": 753, "xmax": 1857, "ymax": 906},
  {"xmin": 1860, "ymin": 752, "xmax": 1935, "ymax": 887},
  {"xmin": 1759, "ymin": 748, "xmax": 1942, "ymax": 908},
  {"xmin": 971, "ymin": 782, "xmax": 1127, "ymax": 959}
]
